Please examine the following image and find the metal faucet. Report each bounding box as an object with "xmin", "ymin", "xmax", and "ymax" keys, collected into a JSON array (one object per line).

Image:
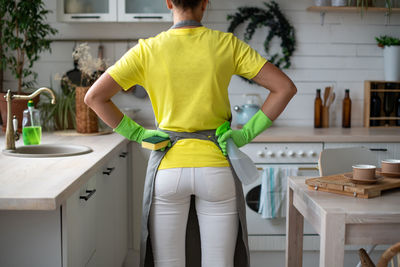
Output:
[{"xmin": 4, "ymin": 87, "xmax": 56, "ymax": 150}]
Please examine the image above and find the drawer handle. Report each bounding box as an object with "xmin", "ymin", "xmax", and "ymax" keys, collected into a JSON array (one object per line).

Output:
[
  {"xmin": 103, "ymin": 167, "xmax": 115, "ymax": 175},
  {"xmin": 369, "ymin": 148, "xmax": 388, "ymax": 152},
  {"xmin": 119, "ymin": 152, "xmax": 128, "ymax": 158},
  {"xmin": 80, "ymin": 189, "xmax": 96, "ymax": 201},
  {"xmin": 257, "ymin": 167, "xmax": 319, "ymax": 171}
]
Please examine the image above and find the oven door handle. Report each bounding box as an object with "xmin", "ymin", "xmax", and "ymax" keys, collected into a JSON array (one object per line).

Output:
[
  {"xmin": 298, "ymin": 167, "xmax": 319, "ymax": 171},
  {"xmin": 257, "ymin": 167, "xmax": 319, "ymax": 171}
]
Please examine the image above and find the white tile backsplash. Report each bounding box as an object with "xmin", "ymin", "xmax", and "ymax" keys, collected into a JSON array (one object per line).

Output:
[{"xmin": 3, "ymin": 0, "xmax": 400, "ymax": 127}]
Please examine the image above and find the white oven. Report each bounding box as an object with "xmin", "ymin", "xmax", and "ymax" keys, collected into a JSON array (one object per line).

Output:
[{"xmin": 239, "ymin": 143, "xmax": 323, "ymax": 251}]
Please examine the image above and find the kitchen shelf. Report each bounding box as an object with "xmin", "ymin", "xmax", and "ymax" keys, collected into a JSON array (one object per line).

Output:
[
  {"xmin": 307, "ymin": 6, "xmax": 400, "ymax": 25},
  {"xmin": 307, "ymin": 6, "xmax": 400, "ymax": 13},
  {"xmin": 364, "ymin": 81, "xmax": 400, "ymax": 128}
]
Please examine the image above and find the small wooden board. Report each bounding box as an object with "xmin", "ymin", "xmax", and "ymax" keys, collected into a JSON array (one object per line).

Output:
[{"xmin": 305, "ymin": 173, "xmax": 400, "ymax": 198}]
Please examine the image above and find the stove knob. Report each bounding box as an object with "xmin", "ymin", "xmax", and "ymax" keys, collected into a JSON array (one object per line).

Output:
[
  {"xmin": 298, "ymin": 150, "xmax": 305, "ymax": 157},
  {"xmin": 257, "ymin": 151, "xmax": 265, "ymax": 157},
  {"xmin": 308, "ymin": 151, "xmax": 317, "ymax": 157},
  {"xmin": 267, "ymin": 151, "xmax": 275, "ymax": 157},
  {"xmin": 287, "ymin": 150, "xmax": 295, "ymax": 157},
  {"xmin": 278, "ymin": 150, "xmax": 285, "ymax": 157}
]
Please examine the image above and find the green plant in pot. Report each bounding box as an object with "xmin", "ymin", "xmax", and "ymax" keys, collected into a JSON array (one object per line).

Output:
[
  {"xmin": 38, "ymin": 76, "xmax": 76, "ymax": 131},
  {"xmin": 347, "ymin": 0, "xmax": 393, "ymax": 12},
  {"xmin": 376, "ymin": 35, "xmax": 400, "ymax": 81},
  {"xmin": 0, "ymin": 0, "xmax": 58, "ymax": 132}
]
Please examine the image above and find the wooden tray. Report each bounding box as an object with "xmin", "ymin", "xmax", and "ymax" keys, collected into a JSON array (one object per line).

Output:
[{"xmin": 305, "ymin": 172, "xmax": 400, "ymax": 198}]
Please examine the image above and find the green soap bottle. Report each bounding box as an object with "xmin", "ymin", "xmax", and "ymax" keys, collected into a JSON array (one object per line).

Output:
[{"xmin": 22, "ymin": 100, "xmax": 42, "ymax": 145}]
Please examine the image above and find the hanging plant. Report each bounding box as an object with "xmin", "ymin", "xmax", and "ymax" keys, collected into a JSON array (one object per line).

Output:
[{"xmin": 227, "ymin": 1, "xmax": 296, "ymax": 83}]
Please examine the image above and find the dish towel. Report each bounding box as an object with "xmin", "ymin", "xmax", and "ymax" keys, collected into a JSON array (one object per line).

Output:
[{"xmin": 258, "ymin": 167, "xmax": 298, "ymax": 219}]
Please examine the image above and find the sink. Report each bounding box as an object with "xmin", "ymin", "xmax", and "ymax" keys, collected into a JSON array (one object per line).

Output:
[{"xmin": 2, "ymin": 144, "xmax": 92, "ymax": 158}]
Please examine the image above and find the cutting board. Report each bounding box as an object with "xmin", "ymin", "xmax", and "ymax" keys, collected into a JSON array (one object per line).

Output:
[{"xmin": 305, "ymin": 173, "xmax": 400, "ymax": 198}]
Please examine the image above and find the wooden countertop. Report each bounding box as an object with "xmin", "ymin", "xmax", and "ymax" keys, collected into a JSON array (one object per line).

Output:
[
  {"xmin": 0, "ymin": 132, "xmax": 129, "ymax": 211},
  {"xmin": 252, "ymin": 127, "xmax": 400, "ymax": 143}
]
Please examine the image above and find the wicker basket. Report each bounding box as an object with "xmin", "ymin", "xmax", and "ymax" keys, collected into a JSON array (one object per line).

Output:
[{"xmin": 75, "ymin": 86, "xmax": 98, "ymax": 133}]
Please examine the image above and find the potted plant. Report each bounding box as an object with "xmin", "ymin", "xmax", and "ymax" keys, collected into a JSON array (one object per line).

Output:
[
  {"xmin": 38, "ymin": 76, "xmax": 76, "ymax": 131},
  {"xmin": 376, "ymin": 35, "xmax": 400, "ymax": 81},
  {"xmin": 347, "ymin": 0, "xmax": 392, "ymax": 10},
  {"xmin": 0, "ymin": 0, "xmax": 58, "ymax": 132}
]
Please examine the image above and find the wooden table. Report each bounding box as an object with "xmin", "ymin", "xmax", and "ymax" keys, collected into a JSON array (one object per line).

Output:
[{"xmin": 286, "ymin": 176, "xmax": 400, "ymax": 267}]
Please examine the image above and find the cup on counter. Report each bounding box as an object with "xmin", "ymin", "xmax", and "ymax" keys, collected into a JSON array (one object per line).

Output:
[
  {"xmin": 381, "ymin": 159, "xmax": 400, "ymax": 173},
  {"xmin": 352, "ymin": 165, "xmax": 377, "ymax": 180}
]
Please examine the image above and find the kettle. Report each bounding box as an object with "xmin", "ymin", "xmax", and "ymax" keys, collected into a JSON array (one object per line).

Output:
[{"xmin": 234, "ymin": 94, "xmax": 262, "ymax": 128}]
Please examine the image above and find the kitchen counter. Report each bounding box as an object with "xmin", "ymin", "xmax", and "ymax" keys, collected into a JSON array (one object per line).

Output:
[
  {"xmin": 1, "ymin": 126, "xmax": 399, "ymax": 211},
  {"xmin": 0, "ymin": 132, "xmax": 129, "ymax": 210},
  {"xmin": 253, "ymin": 126, "xmax": 400, "ymax": 142}
]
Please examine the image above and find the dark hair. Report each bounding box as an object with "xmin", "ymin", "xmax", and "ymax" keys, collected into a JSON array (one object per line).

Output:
[{"xmin": 172, "ymin": 0, "xmax": 202, "ymax": 10}]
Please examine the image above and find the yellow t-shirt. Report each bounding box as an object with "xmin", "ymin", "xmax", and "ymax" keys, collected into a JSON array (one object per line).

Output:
[{"xmin": 107, "ymin": 26, "xmax": 267, "ymax": 169}]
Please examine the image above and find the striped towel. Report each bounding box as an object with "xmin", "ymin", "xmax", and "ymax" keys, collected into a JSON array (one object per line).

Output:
[{"xmin": 258, "ymin": 167, "xmax": 298, "ymax": 219}]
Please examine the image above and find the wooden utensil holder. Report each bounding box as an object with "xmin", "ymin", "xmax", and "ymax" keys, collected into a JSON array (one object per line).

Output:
[{"xmin": 322, "ymin": 106, "xmax": 329, "ymax": 128}]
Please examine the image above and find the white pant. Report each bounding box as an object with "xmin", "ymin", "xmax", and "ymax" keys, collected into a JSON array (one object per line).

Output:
[{"xmin": 149, "ymin": 167, "xmax": 239, "ymax": 267}]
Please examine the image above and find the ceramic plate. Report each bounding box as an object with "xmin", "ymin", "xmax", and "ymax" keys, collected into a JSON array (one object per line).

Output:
[
  {"xmin": 376, "ymin": 168, "xmax": 400, "ymax": 178},
  {"xmin": 343, "ymin": 173, "xmax": 384, "ymax": 184}
]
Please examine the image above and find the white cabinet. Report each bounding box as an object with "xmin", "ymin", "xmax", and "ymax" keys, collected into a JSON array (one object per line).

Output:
[
  {"xmin": 324, "ymin": 143, "xmax": 400, "ymax": 166},
  {"xmin": 118, "ymin": 0, "xmax": 172, "ymax": 22},
  {"xmin": 63, "ymin": 173, "xmax": 98, "ymax": 267},
  {"xmin": 114, "ymin": 151, "xmax": 129, "ymax": 265},
  {"xmin": 57, "ymin": 0, "xmax": 172, "ymax": 22},
  {"xmin": 0, "ymin": 144, "xmax": 130, "ymax": 267},
  {"xmin": 92, "ymin": 149, "xmax": 129, "ymax": 267},
  {"xmin": 57, "ymin": 0, "xmax": 117, "ymax": 22}
]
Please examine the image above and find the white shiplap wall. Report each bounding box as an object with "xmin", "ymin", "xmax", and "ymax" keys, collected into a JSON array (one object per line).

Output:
[{"xmin": 3, "ymin": 0, "xmax": 400, "ymax": 127}]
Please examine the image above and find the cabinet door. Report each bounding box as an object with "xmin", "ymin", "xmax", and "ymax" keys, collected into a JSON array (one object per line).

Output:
[
  {"xmin": 93, "ymin": 165, "xmax": 116, "ymax": 267},
  {"xmin": 118, "ymin": 0, "xmax": 172, "ymax": 22},
  {"xmin": 63, "ymin": 174, "xmax": 97, "ymax": 267},
  {"xmin": 58, "ymin": 0, "xmax": 117, "ymax": 22},
  {"xmin": 93, "ymin": 147, "xmax": 129, "ymax": 267},
  {"xmin": 324, "ymin": 143, "xmax": 400, "ymax": 165},
  {"xmin": 114, "ymin": 149, "xmax": 129, "ymax": 266}
]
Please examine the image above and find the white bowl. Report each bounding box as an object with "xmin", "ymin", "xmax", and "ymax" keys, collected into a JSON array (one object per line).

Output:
[
  {"xmin": 352, "ymin": 164, "xmax": 376, "ymax": 169},
  {"xmin": 382, "ymin": 159, "xmax": 400, "ymax": 164}
]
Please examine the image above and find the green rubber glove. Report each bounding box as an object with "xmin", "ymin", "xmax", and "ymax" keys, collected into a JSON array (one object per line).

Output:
[
  {"xmin": 216, "ymin": 110, "xmax": 273, "ymax": 155},
  {"xmin": 114, "ymin": 114, "xmax": 171, "ymax": 151}
]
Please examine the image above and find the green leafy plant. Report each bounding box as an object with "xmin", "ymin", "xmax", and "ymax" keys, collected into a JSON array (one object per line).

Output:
[
  {"xmin": 375, "ymin": 35, "xmax": 400, "ymax": 48},
  {"xmin": 227, "ymin": 1, "xmax": 296, "ymax": 84},
  {"xmin": 1, "ymin": 0, "xmax": 58, "ymax": 94},
  {"xmin": 38, "ymin": 76, "xmax": 76, "ymax": 131},
  {"xmin": 0, "ymin": 0, "xmax": 7, "ymax": 93}
]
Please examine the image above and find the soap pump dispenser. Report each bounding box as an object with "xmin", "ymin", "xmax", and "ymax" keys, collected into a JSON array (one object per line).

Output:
[{"xmin": 22, "ymin": 100, "xmax": 42, "ymax": 145}]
